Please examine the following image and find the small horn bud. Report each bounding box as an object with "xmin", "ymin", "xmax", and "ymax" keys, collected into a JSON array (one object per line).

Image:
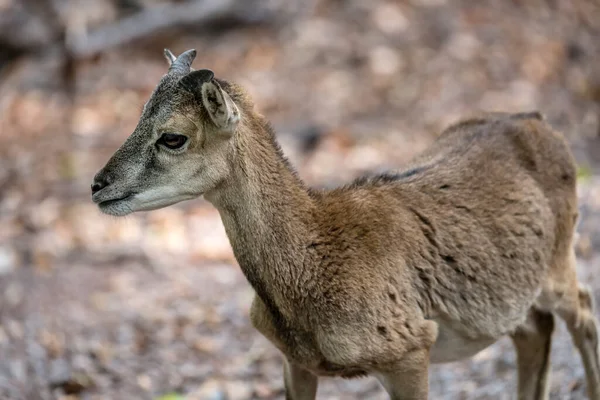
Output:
[
  {"xmin": 168, "ymin": 49, "xmax": 197, "ymax": 75},
  {"xmin": 164, "ymin": 49, "xmax": 177, "ymax": 65}
]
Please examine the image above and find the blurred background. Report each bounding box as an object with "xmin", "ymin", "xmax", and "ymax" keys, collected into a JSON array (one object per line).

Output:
[{"xmin": 0, "ymin": 0, "xmax": 600, "ymax": 399}]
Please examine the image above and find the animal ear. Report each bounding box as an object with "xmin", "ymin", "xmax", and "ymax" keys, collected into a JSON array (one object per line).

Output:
[
  {"xmin": 179, "ymin": 69, "xmax": 214, "ymax": 93},
  {"xmin": 163, "ymin": 49, "xmax": 177, "ymax": 66},
  {"xmin": 179, "ymin": 69, "xmax": 240, "ymax": 134},
  {"xmin": 201, "ymin": 80, "xmax": 240, "ymax": 133}
]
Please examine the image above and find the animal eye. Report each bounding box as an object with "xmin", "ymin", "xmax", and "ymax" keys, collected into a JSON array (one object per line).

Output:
[{"xmin": 158, "ymin": 133, "xmax": 187, "ymax": 150}]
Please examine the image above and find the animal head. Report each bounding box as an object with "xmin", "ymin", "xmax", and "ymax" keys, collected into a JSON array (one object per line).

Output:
[{"xmin": 91, "ymin": 49, "xmax": 248, "ymax": 216}]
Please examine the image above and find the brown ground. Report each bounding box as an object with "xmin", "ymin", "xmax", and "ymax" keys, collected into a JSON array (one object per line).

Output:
[{"xmin": 1, "ymin": 0, "xmax": 600, "ymax": 399}]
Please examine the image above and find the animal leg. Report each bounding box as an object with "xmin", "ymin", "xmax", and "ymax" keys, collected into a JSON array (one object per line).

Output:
[
  {"xmin": 375, "ymin": 348, "xmax": 430, "ymax": 400},
  {"xmin": 511, "ymin": 308, "xmax": 555, "ymax": 400},
  {"xmin": 283, "ymin": 359, "xmax": 318, "ymax": 400},
  {"xmin": 557, "ymin": 284, "xmax": 600, "ymax": 399}
]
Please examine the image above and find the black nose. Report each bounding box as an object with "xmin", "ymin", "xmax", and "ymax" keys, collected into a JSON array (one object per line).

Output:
[{"xmin": 91, "ymin": 176, "xmax": 109, "ymax": 194}]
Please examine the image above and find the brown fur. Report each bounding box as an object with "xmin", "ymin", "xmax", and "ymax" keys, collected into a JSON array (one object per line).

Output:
[{"xmin": 92, "ymin": 50, "xmax": 600, "ymax": 400}]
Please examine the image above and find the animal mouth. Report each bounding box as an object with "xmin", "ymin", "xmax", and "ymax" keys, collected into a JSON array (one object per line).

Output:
[{"xmin": 97, "ymin": 194, "xmax": 134, "ymax": 208}]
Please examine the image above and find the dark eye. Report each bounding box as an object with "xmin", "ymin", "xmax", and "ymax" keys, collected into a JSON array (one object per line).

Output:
[{"xmin": 158, "ymin": 133, "xmax": 187, "ymax": 150}]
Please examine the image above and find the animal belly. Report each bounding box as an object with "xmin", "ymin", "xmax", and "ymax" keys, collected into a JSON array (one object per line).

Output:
[{"xmin": 429, "ymin": 319, "xmax": 497, "ymax": 364}]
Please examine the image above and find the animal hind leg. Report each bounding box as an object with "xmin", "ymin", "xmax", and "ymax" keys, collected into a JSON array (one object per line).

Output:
[
  {"xmin": 557, "ymin": 283, "xmax": 600, "ymax": 399},
  {"xmin": 547, "ymin": 249, "xmax": 600, "ymax": 399},
  {"xmin": 510, "ymin": 308, "xmax": 555, "ymax": 400}
]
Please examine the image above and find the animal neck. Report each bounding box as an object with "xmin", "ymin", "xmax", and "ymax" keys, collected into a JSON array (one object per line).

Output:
[{"xmin": 206, "ymin": 116, "xmax": 315, "ymax": 320}]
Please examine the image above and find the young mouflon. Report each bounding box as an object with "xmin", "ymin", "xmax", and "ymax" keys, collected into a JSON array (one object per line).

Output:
[{"xmin": 92, "ymin": 49, "xmax": 600, "ymax": 399}]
